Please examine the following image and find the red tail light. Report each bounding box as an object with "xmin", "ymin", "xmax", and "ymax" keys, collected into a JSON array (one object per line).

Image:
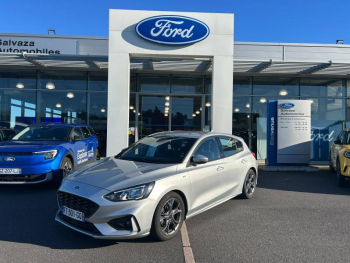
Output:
[{"xmin": 251, "ymin": 152, "xmax": 256, "ymax": 159}]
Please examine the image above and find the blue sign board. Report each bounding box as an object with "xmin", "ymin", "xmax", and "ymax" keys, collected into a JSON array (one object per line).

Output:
[
  {"xmin": 267, "ymin": 100, "xmax": 277, "ymax": 166},
  {"xmin": 135, "ymin": 15, "xmax": 210, "ymax": 45}
]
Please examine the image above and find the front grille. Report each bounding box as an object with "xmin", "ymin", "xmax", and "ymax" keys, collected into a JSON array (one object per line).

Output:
[
  {"xmin": 57, "ymin": 191, "xmax": 99, "ymax": 218},
  {"xmin": 0, "ymin": 173, "xmax": 46, "ymax": 182},
  {"xmin": 0, "ymin": 152, "xmax": 33, "ymax": 156},
  {"xmin": 60, "ymin": 214, "xmax": 101, "ymax": 234}
]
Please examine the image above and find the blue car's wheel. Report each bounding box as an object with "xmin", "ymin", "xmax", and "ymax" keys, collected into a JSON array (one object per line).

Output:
[{"xmin": 61, "ymin": 157, "xmax": 73, "ymax": 179}]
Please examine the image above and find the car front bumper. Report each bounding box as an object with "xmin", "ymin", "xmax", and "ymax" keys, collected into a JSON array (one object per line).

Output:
[
  {"xmin": 55, "ymin": 180, "xmax": 157, "ymax": 239},
  {"xmin": 0, "ymin": 171, "xmax": 55, "ymax": 184}
]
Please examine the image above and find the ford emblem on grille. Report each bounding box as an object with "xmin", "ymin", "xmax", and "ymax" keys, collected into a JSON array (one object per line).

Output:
[{"xmin": 4, "ymin": 157, "xmax": 15, "ymax": 161}]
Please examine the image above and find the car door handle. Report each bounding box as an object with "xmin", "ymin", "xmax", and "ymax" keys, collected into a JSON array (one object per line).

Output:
[{"xmin": 217, "ymin": 166, "xmax": 224, "ymax": 171}]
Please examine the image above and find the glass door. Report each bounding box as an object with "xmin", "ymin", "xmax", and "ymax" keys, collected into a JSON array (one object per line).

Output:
[
  {"xmin": 138, "ymin": 95, "xmax": 169, "ymax": 139},
  {"xmin": 171, "ymin": 96, "xmax": 202, "ymax": 131},
  {"xmin": 138, "ymin": 95, "xmax": 204, "ymax": 140}
]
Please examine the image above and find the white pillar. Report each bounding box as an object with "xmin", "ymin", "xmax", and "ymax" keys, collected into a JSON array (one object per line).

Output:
[
  {"xmin": 107, "ymin": 53, "xmax": 130, "ymax": 156},
  {"xmin": 211, "ymin": 55, "xmax": 233, "ymax": 134}
]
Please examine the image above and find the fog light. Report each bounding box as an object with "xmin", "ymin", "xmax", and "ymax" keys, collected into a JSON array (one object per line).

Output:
[{"xmin": 108, "ymin": 216, "xmax": 134, "ymax": 231}]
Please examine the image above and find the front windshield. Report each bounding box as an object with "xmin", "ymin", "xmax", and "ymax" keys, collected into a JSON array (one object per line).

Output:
[
  {"xmin": 117, "ymin": 136, "xmax": 197, "ymax": 164},
  {"xmin": 12, "ymin": 126, "xmax": 71, "ymax": 141}
]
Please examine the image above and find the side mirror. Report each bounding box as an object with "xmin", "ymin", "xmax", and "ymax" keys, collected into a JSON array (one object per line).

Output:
[
  {"xmin": 74, "ymin": 135, "xmax": 82, "ymax": 141},
  {"xmin": 333, "ymin": 139, "xmax": 341, "ymax": 144},
  {"xmin": 192, "ymin": 154, "xmax": 209, "ymax": 164}
]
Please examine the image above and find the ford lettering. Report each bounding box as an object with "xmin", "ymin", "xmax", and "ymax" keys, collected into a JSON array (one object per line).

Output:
[{"xmin": 136, "ymin": 15, "xmax": 210, "ymax": 45}]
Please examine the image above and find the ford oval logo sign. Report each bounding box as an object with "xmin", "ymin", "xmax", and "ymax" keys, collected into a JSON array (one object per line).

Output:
[
  {"xmin": 135, "ymin": 15, "xmax": 210, "ymax": 45},
  {"xmin": 279, "ymin": 103, "xmax": 295, "ymax": 109},
  {"xmin": 4, "ymin": 157, "xmax": 15, "ymax": 161}
]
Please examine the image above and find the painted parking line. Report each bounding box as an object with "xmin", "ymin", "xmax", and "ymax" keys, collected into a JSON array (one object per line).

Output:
[{"xmin": 181, "ymin": 222, "xmax": 195, "ymax": 263}]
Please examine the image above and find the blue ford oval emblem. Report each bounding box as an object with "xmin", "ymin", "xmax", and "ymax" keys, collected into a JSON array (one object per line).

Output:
[
  {"xmin": 279, "ymin": 103, "xmax": 295, "ymax": 109},
  {"xmin": 135, "ymin": 15, "xmax": 210, "ymax": 45}
]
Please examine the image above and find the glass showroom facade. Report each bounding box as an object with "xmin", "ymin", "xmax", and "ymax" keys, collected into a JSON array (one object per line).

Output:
[
  {"xmin": 0, "ymin": 70, "xmax": 108, "ymax": 155},
  {"xmin": 1, "ymin": 69, "xmax": 349, "ymax": 162}
]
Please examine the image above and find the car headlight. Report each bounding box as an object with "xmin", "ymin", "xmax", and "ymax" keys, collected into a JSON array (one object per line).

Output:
[
  {"xmin": 344, "ymin": 152, "xmax": 350, "ymax": 158},
  {"xmin": 104, "ymin": 182, "xmax": 155, "ymax": 202},
  {"xmin": 33, "ymin": 150, "xmax": 58, "ymax": 159}
]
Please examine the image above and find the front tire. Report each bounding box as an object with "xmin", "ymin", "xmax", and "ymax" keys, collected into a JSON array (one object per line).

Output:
[
  {"xmin": 336, "ymin": 159, "xmax": 346, "ymax": 187},
  {"xmin": 61, "ymin": 157, "xmax": 73, "ymax": 179},
  {"xmin": 241, "ymin": 169, "xmax": 257, "ymax": 199},
  {"xmin": 151, "ymin": 192, "xmax": 185, "ymax": 241}
]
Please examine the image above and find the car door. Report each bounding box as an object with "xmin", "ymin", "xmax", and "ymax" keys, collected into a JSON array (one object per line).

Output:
[
  {"xmin": 331, "ymin": 131, "xmax": 345, "ymax": 167},
  {"xmin": 70, "ymin": 127, "xmax": 88, "ymax": 166},
  {"xmin": 217, "ymin": 136, "xmax": 246, "ymax": 195},
  {"xmin": 187, "ymin": 137, "xmax": 226, "ymax": 214},
  {"xmin": 80, "ymin": 126, "xmax": 95, "ymax": 161}
]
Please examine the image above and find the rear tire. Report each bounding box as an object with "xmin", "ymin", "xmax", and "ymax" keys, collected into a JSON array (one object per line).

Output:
[
  {"xmin": 151, "ymin": 192, "xmax": 185, "ymax": 241},
  {"xmin": 241, "ymin": 169, "xmax": 257, "ymax": 199},
  {"xmin": 336, "ymin": 159, "xmax": 346, "ymax": 187}
]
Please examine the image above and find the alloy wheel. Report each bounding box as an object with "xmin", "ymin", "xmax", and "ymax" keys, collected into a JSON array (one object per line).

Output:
[
  {"xmin": 245, "ymin": 172, "xmax": 256, "ymax": 196},
  {"xmin": 63, "ymin": 161, "xmax": 73, "ymax": 178},
  {"xmin": 159, "ymin": 198, "xmax": 182, "ymax": 236}
]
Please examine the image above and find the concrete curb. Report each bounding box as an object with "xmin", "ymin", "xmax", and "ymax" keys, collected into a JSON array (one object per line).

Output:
[{"xmin": 259, "ymin": 165, "xmax": 319, "ymax": 172}]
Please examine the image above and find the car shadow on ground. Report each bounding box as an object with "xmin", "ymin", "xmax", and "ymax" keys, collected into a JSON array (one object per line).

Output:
[
  {"xmin": 0, "ymin": 184, "xmax": 158, "ymax": 250},
  {"xmin": 258, "ymin": 169, "xmax": 350, "ymax": 195}
]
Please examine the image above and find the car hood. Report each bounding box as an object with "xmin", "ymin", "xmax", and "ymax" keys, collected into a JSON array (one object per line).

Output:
[
  {"xmin": 0, "ymin": 140, "xmax": 62, "ymax": 152},
  {"xmin": 66, "ymin": 157, "xmax": 178, "ymax": 191}
]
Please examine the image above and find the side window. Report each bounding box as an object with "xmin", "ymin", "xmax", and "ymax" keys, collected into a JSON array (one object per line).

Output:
[
  {"xmin": 81, "ymin": 127, "xmax": 91, "ymax": 139},
  {"xmin": 193, "ymin": 137, "xmax": 220, "ymax": 162},
  {"xmin": 71, "ymin": 128, "xmax": 84, "ymax": 141},
  {"xmin": 218, "ymin": 137, "xmax": 243, "ymax": 157},
  {"xmin": 88, "ymin": 127, "xmax": 95, "ymax": 135}
]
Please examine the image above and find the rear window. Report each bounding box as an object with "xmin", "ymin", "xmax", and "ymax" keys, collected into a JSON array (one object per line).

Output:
[{"xmin": 218, "ymin": 136, "xmax": 244, "ymax": 157}]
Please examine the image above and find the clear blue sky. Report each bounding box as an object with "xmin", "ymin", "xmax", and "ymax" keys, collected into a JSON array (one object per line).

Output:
[{"xmin": 1, "ymin": 0, "xmax": 349, "ymax": 44}]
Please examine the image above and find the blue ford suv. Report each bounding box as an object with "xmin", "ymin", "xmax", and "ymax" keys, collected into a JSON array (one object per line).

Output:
[{"xmin": 0, "ymin": 123, "xmax": 100, "ymax": 184}]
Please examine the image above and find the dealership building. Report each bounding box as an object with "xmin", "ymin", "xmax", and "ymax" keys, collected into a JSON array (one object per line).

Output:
[{"xmin": 0, "ymin": 9, "xmax": 349, "ymax": 163}]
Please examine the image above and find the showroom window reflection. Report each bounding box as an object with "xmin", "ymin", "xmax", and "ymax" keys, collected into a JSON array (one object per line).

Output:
[
  {"xmin": 233, "ymin": 76, "xmax": 348, "ymax": 162},
  {"xmin": 0, "ymin": 69, "xmax": 108, "ymax": 156}
]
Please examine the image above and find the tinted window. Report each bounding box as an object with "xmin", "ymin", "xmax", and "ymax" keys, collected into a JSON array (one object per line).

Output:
[
  {"xmin": 118, "ymin": 136, "xmax": 197, "ymax": 164},
  {"xmin": 219, "ymin": 137, "xmax": 243, "ymax": 157},
  {"xmin": 71, "ymin": 128, "xmax": 83, "ymax": 140},
  {"xmin": 193, "ymin": 138, "xmax": 220, "ymax": 161},
  {"xmin": 2, "ymin": 130, "xmax": 16, "ymax": 140},
  {"xmin": 81, "ymin": 127, "xmax": 91, "ymax": 139},
  {"xmin": 12, "ymin": 126, "xmax": 70, "ymax": 141}
]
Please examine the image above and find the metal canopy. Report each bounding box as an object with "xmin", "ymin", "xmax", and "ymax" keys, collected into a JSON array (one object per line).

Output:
[
  {"xmin": 0, "ymin": 53, "xmax": 108, "ymax": 70},
  {"xmin": 1, "ymin": 53, "xmax": 350, "ymax": 76}
]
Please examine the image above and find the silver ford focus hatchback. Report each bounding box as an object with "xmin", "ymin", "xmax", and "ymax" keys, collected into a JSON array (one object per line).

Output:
[{"xmin": 55, "ymin": 131, "xmax": 258, "ymax": 241}]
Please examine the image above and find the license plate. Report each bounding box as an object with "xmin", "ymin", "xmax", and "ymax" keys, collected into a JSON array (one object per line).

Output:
[
  {"xmin": 61, "ymin": 206, "xmax": 85, "ymax": 222},
  {"xmin": 0, "ymin": 168, "xmax": 21, "ymax": 174}
]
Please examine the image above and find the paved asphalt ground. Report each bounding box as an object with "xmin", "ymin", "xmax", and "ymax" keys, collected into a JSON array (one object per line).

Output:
[{"xmin": 0, "ymin": 169, "xmax": 350, "ymax": 263}]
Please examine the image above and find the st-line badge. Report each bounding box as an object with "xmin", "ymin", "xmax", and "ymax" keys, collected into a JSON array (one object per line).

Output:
[{"xmin": 135, "ymin": 15, "xmax": 210, "ymax": 45}]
